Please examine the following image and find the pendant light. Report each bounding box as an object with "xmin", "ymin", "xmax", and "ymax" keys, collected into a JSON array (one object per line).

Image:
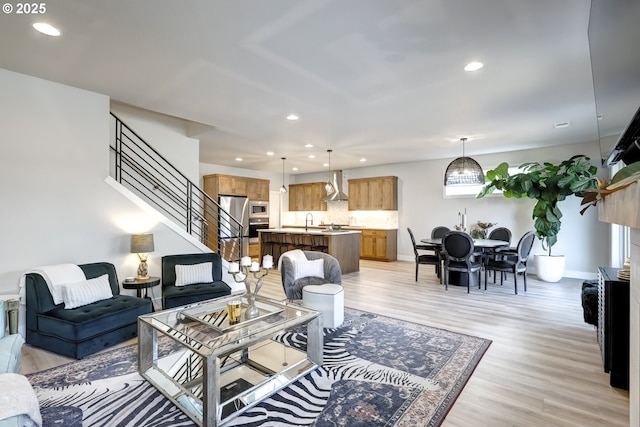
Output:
[
  {"xmin": 325, "ymin": 149, "xmax": 335, "ymax": 195},
  {"xmin": 280, "ymin": 157, "xmax": 287, "ymax": 193},
  {"xmin": 444, "ymin": 138, "xmax": 485, "ymax": 186}
]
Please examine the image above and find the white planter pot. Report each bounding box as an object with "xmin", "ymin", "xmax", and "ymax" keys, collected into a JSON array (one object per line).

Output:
[{"xmin": 534, "ymin": 254, "xmax": 566, "ymax": 282}]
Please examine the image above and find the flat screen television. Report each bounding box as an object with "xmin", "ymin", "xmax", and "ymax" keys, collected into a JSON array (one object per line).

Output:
[
  {"xmin": 588, "ymin": 0, "xmax": 640, "ymax": 167},
  {"xmin": 603, "ymin": 105, "xmax": 640, "ymax": 167}
]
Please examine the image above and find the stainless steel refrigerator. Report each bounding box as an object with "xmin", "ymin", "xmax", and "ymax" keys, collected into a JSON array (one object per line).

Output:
[{"xmin": 218, "ymin": 195, "xmax": 249, "ymax": 259}]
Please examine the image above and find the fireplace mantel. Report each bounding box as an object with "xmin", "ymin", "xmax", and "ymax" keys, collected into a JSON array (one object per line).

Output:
[
  {"xmin": 599, "ymin": 181, "xmax": 640, "ymax": 228},
  {"xmin": 598, "ymin": 180, "xmax": 639, "ymax": 427}
]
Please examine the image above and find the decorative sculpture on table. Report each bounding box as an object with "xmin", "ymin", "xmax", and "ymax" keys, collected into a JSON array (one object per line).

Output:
[
  {"xmin": 228, "ymin": 255, "xmax": 273, "ymax": 320},
  {"xmin": 470, "ymin": 221, "xmax": 496, "ymax": 239}
]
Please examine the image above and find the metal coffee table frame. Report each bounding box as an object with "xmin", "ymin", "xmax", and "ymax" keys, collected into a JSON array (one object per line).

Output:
[{"xmin": 138, "ymin": 294, "xmax": 322, "ymax": 427}]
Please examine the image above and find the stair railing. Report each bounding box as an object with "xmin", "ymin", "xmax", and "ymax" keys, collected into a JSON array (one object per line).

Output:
[{"xmin": 110, "ymin": 113, "xmax": 244, "ymax": 261}]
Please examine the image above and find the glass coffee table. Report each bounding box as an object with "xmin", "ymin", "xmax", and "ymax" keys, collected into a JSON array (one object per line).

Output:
[{"xmin": 138, "ymin": 294, "xmax": 322, "ymax": 427}]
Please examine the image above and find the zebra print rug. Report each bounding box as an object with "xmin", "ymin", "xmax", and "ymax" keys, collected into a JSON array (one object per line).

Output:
[{"xmin": 27, "ymin": 308, "xmax": 490, "ymax": 426}]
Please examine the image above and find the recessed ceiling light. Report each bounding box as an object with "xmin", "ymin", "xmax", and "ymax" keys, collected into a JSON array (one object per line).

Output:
[
  {"xmin": 305, "ymin": 143, "xmax": 314, "ymax": 148},
  {"xmin": 464, "ymin": 61, "xmax": 484, "ymax": 72},
  {"xmin": 235, "ymin": 157, "xmax": 243, "ymax": 161},
  {"xmin": 266, "ymin": 151, "xmax": 274, "ymax": 156},
  {"xmin": 33, "ymin": 22, "xmax": 61, "ymax": 36},
  {"xmin": 292, "ymin": 167, "xmax": 299, "ymax": 171},
  {"xmin": 554, "ymin": 121, "xmax": 570, "ymax": 129},
  {"xmin": 286, "ymin": 114, "xmax": 299, "ymax": 121},
  {"xmin": 360, "ymin": 158, "xmax": 367, "ymax": 162},
  {"xmin": 323, "ymin": 162, "xmax": 329, "ymax": 167},
  {"xmin": 308, "ymin": 154, "xmax": 316, "ymax": 159}
]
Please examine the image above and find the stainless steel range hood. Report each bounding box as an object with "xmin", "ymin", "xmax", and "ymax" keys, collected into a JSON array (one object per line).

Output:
[{"xmin": 325, "ymin": 170, "xmax": 348, "ymax": 202}]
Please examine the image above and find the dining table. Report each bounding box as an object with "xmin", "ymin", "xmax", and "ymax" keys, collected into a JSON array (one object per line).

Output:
[
  {"xmin": 420, "ymin": 237, "xmax": 510, "ymax": 250},
  {"xmin": 419, "ymin": 237, "xmax": 510, "ymax": 287}
]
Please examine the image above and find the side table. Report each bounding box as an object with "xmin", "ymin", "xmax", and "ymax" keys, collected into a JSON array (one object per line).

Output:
[{"xmin": 122, "ymin": 276, "xmax": 160, "ymax": 300}]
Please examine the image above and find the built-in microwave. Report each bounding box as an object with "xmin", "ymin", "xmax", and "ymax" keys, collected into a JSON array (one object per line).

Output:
[{"xmin": 249, "ymin": 201, "xmax": 269, "ymax": 218}]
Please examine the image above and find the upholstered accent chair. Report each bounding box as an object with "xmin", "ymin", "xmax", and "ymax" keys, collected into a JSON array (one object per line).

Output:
[
  {"xmin": 161, "ymin": 253, "xmax": 231, "ymax": 309},
  {"xmin": 279, "ymin": 250, "xmax": 342, "ymax": 300},
  {"xmin": 0, "ymin": 300, "xmax": 23, "ymax": 374},
  {"xmin": 25, "ymin": 262, "xmax": 152, "ymax": 359},
  {"xmin": 0, "ymin": 302, "xmax": 41, "ymax": 427}
]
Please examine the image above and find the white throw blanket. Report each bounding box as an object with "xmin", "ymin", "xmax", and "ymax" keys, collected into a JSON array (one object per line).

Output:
[
  {"xmin": 19, "ymin": 264, "xmax": 85, "ymax": 305},
  {"xmin": 277, "ymin": 249, "xmax": 308, "ymax": 271},
  {"xmin": 0, "ymin": 373, "xmax": 42, "ymax": 427}
]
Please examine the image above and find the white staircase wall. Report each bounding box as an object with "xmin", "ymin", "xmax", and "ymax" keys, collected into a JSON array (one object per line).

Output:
[{"xmin": 0, "ymin": 68, "xmax": 236, "ymax": 317}]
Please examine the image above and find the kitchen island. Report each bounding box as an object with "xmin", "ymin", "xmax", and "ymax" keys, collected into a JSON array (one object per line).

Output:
[{"xmin": 258, "ymin": 228, "xmax": 361, "ymax": 274}]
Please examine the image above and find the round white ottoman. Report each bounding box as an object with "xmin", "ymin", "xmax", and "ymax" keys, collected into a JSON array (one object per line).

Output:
[{"xmin": 302, "ymin": 284, "xmax": 344, "ymax": 329}]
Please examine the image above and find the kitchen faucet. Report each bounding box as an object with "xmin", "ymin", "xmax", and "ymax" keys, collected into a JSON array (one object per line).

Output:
[{"xmin": 305, "ymin": 213, "xmax": 314, "ymax": 231}]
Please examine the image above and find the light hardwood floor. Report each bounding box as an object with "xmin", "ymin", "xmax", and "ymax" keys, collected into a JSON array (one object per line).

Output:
[{"xmin": 22, "ymin": 260, "xmax": 629, "ymax": 426}]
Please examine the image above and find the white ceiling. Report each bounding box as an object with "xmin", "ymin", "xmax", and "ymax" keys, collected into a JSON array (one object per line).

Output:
[{"xmin": 1, "ymin": 0, "xmax": 639, "ymax": 174}]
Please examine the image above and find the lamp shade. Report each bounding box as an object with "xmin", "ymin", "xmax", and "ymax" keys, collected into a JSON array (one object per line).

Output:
[
  {"xmin": 444, "ymin": 137, "xmax": 485, "ymax": 186},
  {"xmin": 444, "ymin": 157, "xmax": 485, "ymax": 186},
  {"xmin": 131, "ymin": 233, "xmax": 154, "ymax": 253}
]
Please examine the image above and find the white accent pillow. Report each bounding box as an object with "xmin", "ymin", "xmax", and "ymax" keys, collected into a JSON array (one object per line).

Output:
[
  {"xmin": 61, "ymin": 274, "xmax": 113, "ymax": 309},
  {"xmin": 175, "ymin": 262, "xmax": 213, "ymax": 287},
  {"xmin": 293, "ymin": 259, "xmax": 325, "ymax": 281}
]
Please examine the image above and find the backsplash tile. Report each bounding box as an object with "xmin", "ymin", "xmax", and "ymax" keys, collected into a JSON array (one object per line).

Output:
[{"xmin": 282, "ymin": 202, "xmax": 398, "ymax": 229}]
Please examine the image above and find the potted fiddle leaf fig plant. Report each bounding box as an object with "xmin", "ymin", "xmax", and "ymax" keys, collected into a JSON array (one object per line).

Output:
[{"xmin": 477, "ymin": 155, "xmax": 598, "ymax": 282}]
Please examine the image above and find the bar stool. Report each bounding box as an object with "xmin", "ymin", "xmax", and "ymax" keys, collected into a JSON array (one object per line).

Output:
[
  {"xmin": 310, "ymin": 234, "xmax": 329, "ymax": 253},
  {"xmin": 291, "ymin": 233, "xmax": 311, "ymax": 251},
  {"xmin": 260, "ymin": 232, "xmax": 277, "ymax": 259},
  {"xmin": 273, "ymin": 233, "xmax": 291, "ymax": 265}
]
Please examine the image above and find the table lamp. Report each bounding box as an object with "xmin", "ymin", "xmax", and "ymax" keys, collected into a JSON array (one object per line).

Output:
[{"xmin": 131, "ymin": 233, "xmax": 154, "ymax": 279}]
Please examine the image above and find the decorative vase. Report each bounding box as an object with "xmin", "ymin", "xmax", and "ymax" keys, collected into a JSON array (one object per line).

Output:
[
  {"xmin": 245, "ymin": 289, "xmax": 260, "ymax": 320},
  {"xmin": 534, "ymin": 254, "xmax": 566, "ymax": 282}
]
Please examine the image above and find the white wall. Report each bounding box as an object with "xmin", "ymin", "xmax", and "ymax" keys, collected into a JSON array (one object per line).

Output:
[
  {"xmin": 110, "ymin": 101, "xmax": 201, "ymax": 184},
  {"xmin": 0, "ymin": 69, "xmax": 207, "ymax": 302},
  {"xmin": 292, "ymin": 142, "xmax": 609, "ymax": 279}
]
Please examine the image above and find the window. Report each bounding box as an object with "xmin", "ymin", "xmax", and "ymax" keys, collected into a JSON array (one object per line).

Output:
[{"xmin": 443, "ymin": 165, "xmax": 524, "ymax": 198}]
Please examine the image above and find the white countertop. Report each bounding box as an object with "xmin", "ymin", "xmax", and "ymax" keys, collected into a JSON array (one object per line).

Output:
[
  {"xmin": 258, "ymin": 228, "xmax": 361, "ymax": 235},
  {"xmin": 282, "ymin": 225, "xmax": 397, "ymax": 231}
]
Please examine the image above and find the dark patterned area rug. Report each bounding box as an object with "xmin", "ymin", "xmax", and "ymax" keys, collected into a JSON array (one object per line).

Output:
[{"xmin": 27, "ymin": 308, "xmax": 490, "ymax": 426}]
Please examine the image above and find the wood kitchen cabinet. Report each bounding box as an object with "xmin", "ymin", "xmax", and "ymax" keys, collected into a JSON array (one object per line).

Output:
[
  {"xmin": 288, "ymin": 182, "xmax": 327, "ymax": 211},
  {"xmin": 246, "ymin": 178, "xmax": 269, "ymax": 201},
  {"xmin": 203, "ymin": 174, "xmax": 270, "ymax": 201},
  {"xmin": 216, "ymin": 175, "xmax": 247, "ymax": 196},
  {"xmin": 348, "ymin": 176, "xmax": 398, "ymax": 210},
  {"xmin": 360, "ymin": 229, "xmax": 397, "ymax": 261}
]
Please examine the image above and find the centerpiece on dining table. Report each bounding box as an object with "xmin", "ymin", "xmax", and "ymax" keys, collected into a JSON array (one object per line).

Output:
[{"xmin": 470, "ymin": 221, "xmax": 496, "ymax": 239}]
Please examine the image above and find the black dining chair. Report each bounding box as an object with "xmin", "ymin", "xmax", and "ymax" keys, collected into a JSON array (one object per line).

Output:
[
  {"xmin": 430, "ymin": 226, "xmax": 451, "ymax": 268},
  {"xmin": 489, "ymin": 227, "xmax": 512, "ymax": 243},
  {"xmin": 431, "ymin": 226, "xmax": 450, "ymax": 239},
  {"xmin": 484, "ymin": 230, "xmax": 535, "ymax": 294},
  {"xmin": 441, "ymin": 231, "xmax": 482, "ymax": 293},
  {"xmin": 408, "ymin": 228, "xmax": 441, "ymax": 281},
  {"xmin": 485, "ymin": 227, "xmax": 513, "ymax": 280}
]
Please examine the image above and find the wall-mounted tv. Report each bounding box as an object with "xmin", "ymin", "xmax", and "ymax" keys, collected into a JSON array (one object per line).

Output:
[{"xmin": 603, "ymin": 105, "xmax": 640, "ymax": 167}]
